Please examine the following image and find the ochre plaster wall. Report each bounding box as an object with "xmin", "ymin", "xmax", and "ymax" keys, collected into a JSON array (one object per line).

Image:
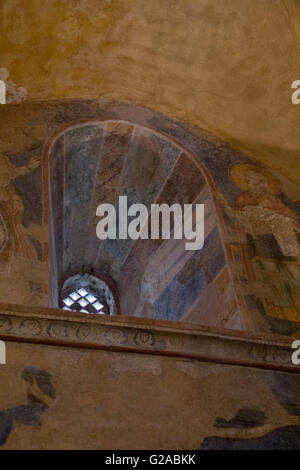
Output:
[
  {"xmin": 1, "ymin": 0, "xmax": 300, "ymax": 185},
  {"xmin": 0, "ymin": 341, "xmax": 299, "ymax": 449}
]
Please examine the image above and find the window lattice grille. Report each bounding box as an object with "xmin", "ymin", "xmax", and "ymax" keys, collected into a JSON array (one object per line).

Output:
[{"xmin": 61, "ymin": 274, "xmax": 116, "ymax": 315}]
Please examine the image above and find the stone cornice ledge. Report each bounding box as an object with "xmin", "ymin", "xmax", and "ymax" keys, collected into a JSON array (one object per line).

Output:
[{"xmin": 0, "ymin": 304, "xmax": 298, "ymax": 373}]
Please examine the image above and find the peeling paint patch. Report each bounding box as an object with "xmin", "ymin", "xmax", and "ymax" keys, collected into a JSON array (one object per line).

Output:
[{"xmin": 0, "ymin": 68, "xmax": 27, "ymax": 104}]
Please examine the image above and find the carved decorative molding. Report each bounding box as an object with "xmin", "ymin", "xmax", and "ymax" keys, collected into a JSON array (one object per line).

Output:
[{"xmin": 0, "ymin": 305, "xmax": 298, "ymax": 373}]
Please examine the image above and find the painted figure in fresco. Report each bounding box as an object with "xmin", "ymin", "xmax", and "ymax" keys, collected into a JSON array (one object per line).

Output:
[
  {"xmin": 218, "ymin": 163, "xmax": 300, "ymax": 322},
  {"xmin": 201, "ymin": 404, "xmax": 300, "ymax": 449},
  {"xmin": 219, "ymin": 163, "xmax": 300, "ymax": 258},
  {"xmin": 0, "ymin": 153, "xmax": 40, "ymax": 272},
  {"xmin": 201, "ymin": 425, "xmax": 300, "ymax": 450},
  {"xmin": 0, "ymin": 367, "xmax": 56, "ymax": 446}
]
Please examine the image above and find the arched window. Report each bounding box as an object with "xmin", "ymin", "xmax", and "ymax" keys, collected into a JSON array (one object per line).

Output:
[{"xmin": 61, "ymin": 273, "xmax": 117, "ymax": 315}]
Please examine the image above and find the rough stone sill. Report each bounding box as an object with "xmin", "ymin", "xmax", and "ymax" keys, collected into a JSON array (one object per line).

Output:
[{"xmin": 0, "ymin": 303, "xmax": 298, "ymax": 373}]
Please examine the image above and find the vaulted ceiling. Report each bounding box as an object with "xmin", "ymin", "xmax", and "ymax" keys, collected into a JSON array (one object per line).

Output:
[{"xmin": 1, "ymin": 0, "xmax": 300, "ymax": 184}]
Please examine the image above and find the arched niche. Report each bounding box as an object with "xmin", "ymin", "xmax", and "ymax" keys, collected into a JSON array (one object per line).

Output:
[{"xmin": 47, "ymin": 120, "xmax": 241, "ymax": 329}]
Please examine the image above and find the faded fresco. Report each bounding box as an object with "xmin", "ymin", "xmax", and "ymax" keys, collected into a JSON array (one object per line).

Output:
[
  {"xmin": 218, "ymin": 163, "xmax": 300, "ymax": 331},
  {"xmin": 0, "ymin": 151, "xmax": 48, "ymax": 307},
  {"xmin": 0, "ymin": 342, "xmax": 298, "ymax": 449},
  {"xmin": 0, "ymin": 99, "xmax": 299, "ymax": 336},
  {"xmin": 0, "ymin": 366, "xmax": 55, "ymax": 446},
  {"xmin": 0, "ymin": 0, "xmax": 299, "ymax": 452}
]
